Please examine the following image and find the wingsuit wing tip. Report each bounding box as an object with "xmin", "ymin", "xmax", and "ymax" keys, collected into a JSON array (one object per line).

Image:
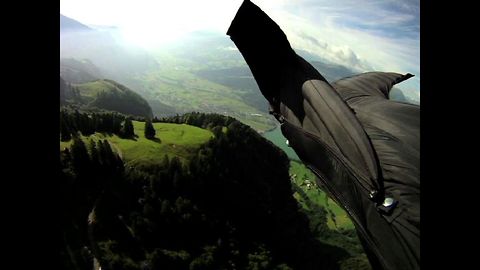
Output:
[
  {"xmin": 226, "ymin": 0, "xmax": 253, "ymax": 37},
  {"xmin": 394, "ymin": 73, "xmax": 415, "ymax": 85}
]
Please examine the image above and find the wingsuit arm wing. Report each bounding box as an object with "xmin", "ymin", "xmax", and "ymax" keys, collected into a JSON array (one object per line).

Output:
[
  {"xmin": 333, "ymin": 72, "xmax": 414, "ymax": 100},
  {"xmin": 227, "ymin": 0, "xmax": 379, "ymax": 188},
  {"xmin": 227, "ymin": 1, "xmax": 420, "ymax": 270}
]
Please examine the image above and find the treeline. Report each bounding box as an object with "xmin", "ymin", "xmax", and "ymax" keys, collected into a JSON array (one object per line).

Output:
[
  {"xmin": 159, "ymin": 112, "xmax": 237, "ymax": 130},
  {"xmin": 60, "ymin": 113, "xmax": 352, "ymax": 270},
  {"xmin": 60, "ymin": 110, "xmax": 139, "ymax": 141},
  {"xmin": 60, "ymin": 110, "xmax": 242, "ymax": 143}
]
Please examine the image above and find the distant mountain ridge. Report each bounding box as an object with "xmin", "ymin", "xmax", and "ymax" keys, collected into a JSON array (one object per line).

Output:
[
  {"xmin": 310, "ymin": 61, "xmax": 356, "ymax": 82},
  {"xmin": 60, "ymin": 57, "xmax": 179, "ymax": 118},
  {"xmin": 60, "ymin": 14, "xmax": 159, "ymax": 83},
  {"xmin": 60, "ymin": 14, "xmax": 91, "ymax": 33},
  {"xmin": 60, "ymin": 58, "xmax": 102, "ymax": 83}
]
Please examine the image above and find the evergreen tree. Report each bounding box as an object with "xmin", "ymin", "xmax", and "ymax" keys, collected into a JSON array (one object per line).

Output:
[
  {"xmin": 144, "ymin": 120, "xmax": 156, "ymax": 139},
  {"xmin": 88, "ymin": 139, "xmax": 99, "ymax": 166},
  {"xmin": 60, "ymin": 115, "xmax": 71, "ymax": 141},
  {"xmin": 103, "ymin": 140, "xmax": 115, "ymax": 161},
  {"xmin": 112, "ymin": 114, "xmax": 122, "ymax": 134},
  {"xmin": 97, "ymin": 140, "xmax": 107, "ymax": 165},
  {"xmin": 70, "ymin": 134, "xmax": 90, "ymax": 173},
  {"xmin": 121, "ymin": 118, "xmax": 135, "ymax": 138}
]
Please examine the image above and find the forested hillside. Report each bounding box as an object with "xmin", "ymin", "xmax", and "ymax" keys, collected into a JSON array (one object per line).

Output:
[{"xmin": 59, "ymin": 111, "xmax": 370, "ymax": 270}]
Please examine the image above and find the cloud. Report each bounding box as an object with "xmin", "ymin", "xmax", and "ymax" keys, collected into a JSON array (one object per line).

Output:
[
  {"xmin": 256, "ymin": 0, "xmax": 420, "ymax": 94},
  {"xmin": 296, "ymin": 32, "xmax": 372, "ymax": 71},
  {"xmin": 297, "ymin": 32, "xmax": 327, "ymax": 49},
  {"xmin": 223, "ymin": 46, "xmax": 238, "ymax": 51},
  {"xmin": 330, "ymin": 45, "xmax": 368, "ymax": 70}
]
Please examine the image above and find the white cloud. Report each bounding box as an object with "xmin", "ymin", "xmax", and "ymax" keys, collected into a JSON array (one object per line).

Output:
[{"xmin": 255, "ymin": 1, "xmax": 420, "ymax": 93}]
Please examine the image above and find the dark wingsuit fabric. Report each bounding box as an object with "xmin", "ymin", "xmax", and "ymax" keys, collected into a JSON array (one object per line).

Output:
[{"xmin": 227, "ymin": 1, "xmax": 420, "ymax": 270}]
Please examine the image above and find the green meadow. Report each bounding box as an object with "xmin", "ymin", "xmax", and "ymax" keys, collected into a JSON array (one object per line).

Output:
[{"xmin": 60, "ymin": 121, "xmax": 213, "ymax": 166}]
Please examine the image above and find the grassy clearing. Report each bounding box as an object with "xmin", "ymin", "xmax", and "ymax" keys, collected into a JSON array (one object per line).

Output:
[
  {"xmin": 60, "ymin": 121, "xmax": 213, "ymax": 166},
  {"xmin": 73, "ymin": 80, "xmax": 115, "ymax": 98}
]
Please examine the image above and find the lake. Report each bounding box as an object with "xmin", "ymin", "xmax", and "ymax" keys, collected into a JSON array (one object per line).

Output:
[{"xmin": 262, "ymin": 126, "xmax": 300, "ymax": 161}]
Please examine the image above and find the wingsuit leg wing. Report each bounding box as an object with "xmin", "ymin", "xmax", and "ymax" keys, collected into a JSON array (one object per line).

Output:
[{"xmin": 227, "ymin": 1, "xmax": 420, "ymax": 270}]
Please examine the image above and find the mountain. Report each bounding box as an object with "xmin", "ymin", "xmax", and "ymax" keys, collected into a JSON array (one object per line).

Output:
[
  {"xmin": 60, "ymin": 58, "xmax": 176, "ymax": 117},
  {"xmin": 59, "ymin": 20, "xmax": 275, "ymax": 130},
  {"xmin": 389, "ymin": 87, "xmax": 409, "ymax": 103},
  {"xmin": 60, "ymin": 76, "xmax": 67, "ymax": 104},
  {"xmin": 59, "ymin": 18, "xmax": 360, "ymax": 131},
  {"xmin": 310, "ymin": 61, "xmax": 356, "ymax": 82},
  {"xmin": 60, "ymin": 14, "xmax": 159, "ymax": 83},
  {"xmin": 60, "ymin": 58, "xmax": 102, "ymax": 83},
  {"xmin": 192, "ymin": 67, "xmax": 268, "ymax": 113},
  {"xmin": 153, "ymin": 30, "xmax": 246, "ymax": 69},
  {"xmin": 60, "ymin": 14, "xmax": 92, "ymax": 33},
  {"xmin": 60, "ymin": 15, "xmax": 416, "ymax": 133},
  {"xmin": 59, "ymin": 14, "xmax": 199, "ymax": 122},
  {"xmin": 62, "ymin": 78, "xmax": 153, "ymax": 118},
  {"xmin": 77, "ymin": 79, "xmax": 153, "ymax": 118},
  {"xmin": 399, "ymin": 88, "xmax": 420, "ymax": 105}
]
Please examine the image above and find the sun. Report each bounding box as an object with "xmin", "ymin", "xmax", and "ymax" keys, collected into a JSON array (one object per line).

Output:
[
  {"xmin": 120, "ymin": 25, "xmax": 183, "ymax": 49},
  {"xmin": 61, "ymin": 0, "xmax": 245, "ymax": 49}
]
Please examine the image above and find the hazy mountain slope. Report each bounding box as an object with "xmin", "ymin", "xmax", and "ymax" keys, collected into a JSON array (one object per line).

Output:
[
  {"xmin": 60, "ymin": 14, "xmax": 91, "ymax": 33},
  {"xmin": 133, "ymin": 68, "xmax": 276, "ymax": 131},
  {"xmin": 152, "ymin": 31, "xmax": 246, "ymax": 70},
  {"xmin": 60, "ymin": 76, "xmax": 67, "ymax": 104},
  {"xmin": 60, "ymin": 17, "xmax": 272, "ymax": 129},
  {"xmin": 311, "ymin": 61, "xmax": 357, "ymax": 82},
  {"xmin": 60, "ymin": 16, "xmax": 416, "ymax": 133},
  {"xmin": 60, "ymin": 14, "xmax": 159, "ymax": 82},
  {"xmin": 60, "ymin": 58, "xmax": 102, "ymax": 83},
  {"xmin": 67, "ymin": 79, "xmax": 153, "ymax": 118},
  {"xmin": 193, "ymin": 67, "xmax": 268, "ymax": 113},
  {"xmin": 390, "ymin": 87, "xmax": 410, "ymax": 103},
  {"xmin": 60, "ymin": 58, "xmax": 178, "ymax": 117}
]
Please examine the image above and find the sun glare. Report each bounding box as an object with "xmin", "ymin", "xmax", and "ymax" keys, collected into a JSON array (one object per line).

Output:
[{"xmin": 60, "ymin": 0, "xmax": 244, "ymax": 48}]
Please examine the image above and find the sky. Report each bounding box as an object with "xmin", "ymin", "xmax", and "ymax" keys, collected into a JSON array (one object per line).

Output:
[{"xmin": 60, "ymin": 0, "xmax": 420, "ymax": 96}]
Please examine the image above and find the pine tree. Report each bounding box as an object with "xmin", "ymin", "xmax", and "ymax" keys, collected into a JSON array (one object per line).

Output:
[
  {"xmin": 88, "ymin": 139, "xmax": 99, "ymax": 166},
  {"xmin": 121, "ymin": 118, "xmax": 135, "ymax": 138},
  {"xmin": 144, "ymin": 120, "xmax": 156, "ymax": 139},
  {"xmin": 60, "ymin": 115, "xmax": 71, "ymax": 141},
  {"xmin": 103, "ymin": 139, "xmax": 115, "ymax": 161},
  {"xmin": 70, "ymin": 134, "xmax": 90, "ymax": 173},
  {"xmin": 97, "ymin": 140, "xmax": 107, "ymax": 165},
  {"xmin": 112, "ymin": 114, "xmax": 122, "ymax": 134}
]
